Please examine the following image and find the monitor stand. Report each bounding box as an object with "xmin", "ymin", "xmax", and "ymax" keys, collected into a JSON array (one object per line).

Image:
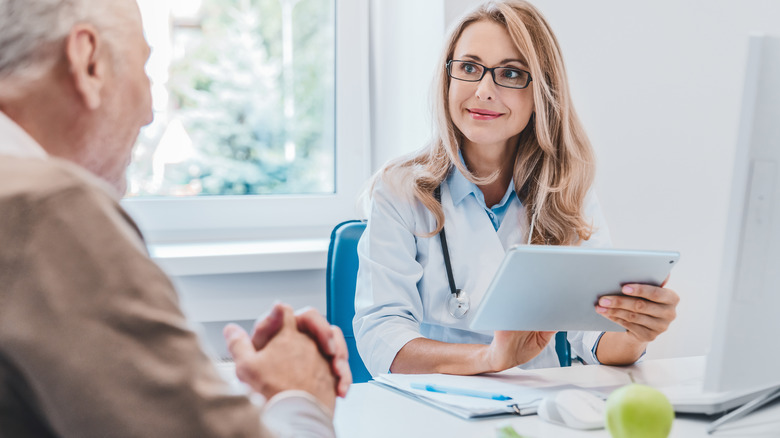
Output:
[{"xmin": 707, "ymin": 386, "xmax": 780, "ymax": 434}]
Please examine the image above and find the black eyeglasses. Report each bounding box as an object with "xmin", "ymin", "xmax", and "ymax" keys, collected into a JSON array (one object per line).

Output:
[{"xmin": 446, "ymin": 60, "xmax": 532, "ymax": 89}]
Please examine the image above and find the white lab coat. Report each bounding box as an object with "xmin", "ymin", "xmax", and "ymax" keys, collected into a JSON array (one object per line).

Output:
[{"xmin": 353, "ymin": 166, "xmax": 614, "ymax": 376}]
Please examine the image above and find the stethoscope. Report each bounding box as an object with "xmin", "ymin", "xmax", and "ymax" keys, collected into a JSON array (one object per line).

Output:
[
  {"xmin": 434, "ymin": 184, "xmax": 539, "ymax": 319},
  {"xmin": 434, "ymin": 185, "xmax": 470, "ymax": 318}
]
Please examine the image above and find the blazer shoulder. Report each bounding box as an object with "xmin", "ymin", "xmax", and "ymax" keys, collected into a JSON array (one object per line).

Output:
[{"xmin": 0, "ymin": 156, "xmax": 118, "ymax": 206}]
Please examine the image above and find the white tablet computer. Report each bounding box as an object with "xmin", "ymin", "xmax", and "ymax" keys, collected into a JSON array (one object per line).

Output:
[{"xmin": 469, "ymin": 246, "xmax": 680, "ymax": 332}]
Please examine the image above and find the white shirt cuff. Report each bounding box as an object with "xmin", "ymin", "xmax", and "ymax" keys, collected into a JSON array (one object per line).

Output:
[
  {"xmin": 261, "ymin": 390, "xmax": 335, "ymax": 438},
  {"xmin": 574, "ymin": 330, "xmax": 605, "ymax": 365},
  {"xmin": 584, "ymin": 331, "xmax": 647, "ymax": 365}
]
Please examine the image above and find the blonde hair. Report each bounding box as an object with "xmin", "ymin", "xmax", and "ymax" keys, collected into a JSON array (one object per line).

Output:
[{"xmin": 370, "ymin": 0, "xmax": 595, "ymax": 245}]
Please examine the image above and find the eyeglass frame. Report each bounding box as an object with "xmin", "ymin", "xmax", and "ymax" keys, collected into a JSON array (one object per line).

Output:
[{"xmin": 446, "ymin": 59, "xmax": 533, "ymax": 90}]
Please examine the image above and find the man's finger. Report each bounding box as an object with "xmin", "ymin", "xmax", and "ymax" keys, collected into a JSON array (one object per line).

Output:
[
  {"xmin": 296, "ymin": 307, "xmax": 336, "ymax": 356},
  {"xmin": 330, "ymin": 325, "xmax": 349, "ymax": 362},
  {"xmin": 252, "ymin": 303, "xmax": 285, "ymax": 350},
  {"xmin": 330, "ymin": 325, "xmax": 352, "ymax": 397},
  {"xmin": 279, "ymin": 303, "xmax": 298, "ymax": 327},
  {"xmin": 334, "ymin": 357, "xmax": 352, "ymax": 398},
  {"xmin": 224, "ymin": 323, "xmax": 255, "ymax": 363}
]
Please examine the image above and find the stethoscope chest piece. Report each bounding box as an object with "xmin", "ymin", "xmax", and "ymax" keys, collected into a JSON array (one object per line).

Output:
[{"xmin": 447, "ymin": 289, "xmax": 470, "ymax": 319}]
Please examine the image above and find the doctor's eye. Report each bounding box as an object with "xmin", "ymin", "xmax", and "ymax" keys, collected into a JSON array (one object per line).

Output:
[
  {"xmin": 451, "ymin": 60, "xmax": 483, "ymax": 79},
  {"xmin": 495, "ymin": 67, "xmax": 531, "ymax": 88},
  {"xmin": 461, "ymin": 62, "xmax": 480, "ymax": 74},
  {"xmin": 500, "ymin": 68, "xmax": 523, "ymax": 79}
]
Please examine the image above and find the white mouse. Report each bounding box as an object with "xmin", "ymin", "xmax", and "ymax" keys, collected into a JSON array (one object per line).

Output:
[{"xmin": 537, "ymin": 389, "xmax": 606, "ymax": 430}]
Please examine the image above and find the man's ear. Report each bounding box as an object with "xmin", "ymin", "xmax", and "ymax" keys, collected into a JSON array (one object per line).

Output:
[{"xmin": 65, "ymin": 24, "xmax": 107, "ymax": 110}]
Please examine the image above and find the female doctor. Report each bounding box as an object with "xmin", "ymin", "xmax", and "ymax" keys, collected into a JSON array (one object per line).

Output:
[{"xmin": 353, "ymin": 0, "xmax": 680, "ymax": 376}]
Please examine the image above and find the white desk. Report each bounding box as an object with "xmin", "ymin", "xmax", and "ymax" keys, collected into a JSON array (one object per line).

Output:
[{"xmin": 333, "ymin": 356, "xmax": 780, "ymax": 438}]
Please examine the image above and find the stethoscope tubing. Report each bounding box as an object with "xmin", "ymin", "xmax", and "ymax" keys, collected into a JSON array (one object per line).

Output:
[{"xmin": 434, "ymin": 185, "xmax": 460, "ymax": 298}]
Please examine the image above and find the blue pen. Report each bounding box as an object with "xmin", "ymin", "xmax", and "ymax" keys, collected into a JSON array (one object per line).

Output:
[{"xmin": 410, "ymin": 382, "xmax": 513, "ymax": 401}]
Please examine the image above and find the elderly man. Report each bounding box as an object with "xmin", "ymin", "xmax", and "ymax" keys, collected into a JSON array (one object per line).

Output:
[{"xmin": 0, "ymin": 0, "xmax": 350, "ymax": 437}]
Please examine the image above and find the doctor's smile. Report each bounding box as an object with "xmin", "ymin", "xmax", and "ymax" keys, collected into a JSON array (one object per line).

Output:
[{"xmin": 467, "ymin": 108, "xmax": 504, "ymax": 120}]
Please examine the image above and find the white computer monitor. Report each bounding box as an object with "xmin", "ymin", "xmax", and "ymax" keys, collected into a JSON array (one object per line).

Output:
[{"xmin": 704, "ymin": 34, "xmax": 780, "ymax": 394}]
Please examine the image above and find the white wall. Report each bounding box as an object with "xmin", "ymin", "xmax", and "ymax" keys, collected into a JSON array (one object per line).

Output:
[
  {"xmin": 174, "ymin": 271, "xmax": 327, "ymax": 322},
  {"xmin": 445, "ymin": 0, "xmax": 780, "ymax": 359},
  {"xmin": 369, "ymin": 0, "xmax": 445, "ymax": 169}
]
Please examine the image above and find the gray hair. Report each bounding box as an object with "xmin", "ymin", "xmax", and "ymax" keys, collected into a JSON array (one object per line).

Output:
[{"xmin": 0, "ymin": 0, "xmax": 130, "ymax": 85}]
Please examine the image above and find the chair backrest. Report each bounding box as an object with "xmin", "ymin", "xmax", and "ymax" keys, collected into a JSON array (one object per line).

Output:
[
  {"xmin": 326, "ymin": 220, "xmax": 372, "ymax": 383},
  {"xmin": 555, "ymin": 331, "xmax": 571, "ymax": 367},
  {"xmin": 326, "ymin": 220, "xmax": 570, "ymax": 381}
]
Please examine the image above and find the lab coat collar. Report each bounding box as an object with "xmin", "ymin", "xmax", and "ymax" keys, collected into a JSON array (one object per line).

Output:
[
  {"xmin": 0, "ymin": 110, "xmax": 47, "ymax": 158},
  {"xmin": 448, "ymin": 150, "xmax": 517, "ymax": 209},
  {"xmin": 447, "ymin": 162, "xmax": 474, "ymax": 206}
]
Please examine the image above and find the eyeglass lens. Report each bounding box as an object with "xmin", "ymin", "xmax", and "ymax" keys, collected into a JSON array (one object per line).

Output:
[{"xmin": 448, "ymin": 60, "xmax": 531, "ymax": 89}]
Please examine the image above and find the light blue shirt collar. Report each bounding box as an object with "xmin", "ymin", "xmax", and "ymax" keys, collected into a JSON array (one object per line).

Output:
[{"xmin": 447, "ymin": 151, "xmax": 516, "ymax": 210}]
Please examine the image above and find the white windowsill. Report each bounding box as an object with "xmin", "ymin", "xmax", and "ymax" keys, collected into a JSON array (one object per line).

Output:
[{"xmin": 149, "ymin": 238, "xmax": 330, "ymax": 277}]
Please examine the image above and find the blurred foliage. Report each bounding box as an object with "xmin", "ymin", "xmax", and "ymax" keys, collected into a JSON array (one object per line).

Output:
[{"xmin": 130, "ymin": 0, "xmax": 334, "ymax": 196}]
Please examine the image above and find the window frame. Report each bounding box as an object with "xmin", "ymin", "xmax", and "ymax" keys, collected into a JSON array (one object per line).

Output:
[{"xmin": 122, "ymin": 0, "xmax": 371, "ymax": 244}]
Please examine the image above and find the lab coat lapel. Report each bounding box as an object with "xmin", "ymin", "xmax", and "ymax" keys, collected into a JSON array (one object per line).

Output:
[
  {"xmin": 441, "ymin": 184, "xmax": 507, "ymax": 328},
  {"xmin": 496, "ymin": 195, "xmax": 526, "ymax": 250}
]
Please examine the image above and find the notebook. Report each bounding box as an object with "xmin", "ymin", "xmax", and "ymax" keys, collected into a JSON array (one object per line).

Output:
[{"xmin": 372, "ymin": 372, "xmax": 582, "ymax": 419}]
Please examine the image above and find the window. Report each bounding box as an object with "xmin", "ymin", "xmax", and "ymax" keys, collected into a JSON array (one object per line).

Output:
[{"xmin": 124, "ymin": 0, "xmax": 369, "ymax": 243}]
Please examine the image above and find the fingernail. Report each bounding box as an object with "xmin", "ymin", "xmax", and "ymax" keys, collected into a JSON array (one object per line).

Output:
[
  {"xmin": 599, "ymin": 298, "xmax": 611, "ymax": 306},
  {"xmin": 623, "ymin": 286, "xmax": 635, "ymax": 294},
  {"xmin": 596, "ymin": 306, "xmax": 607, "ymax": 314},
  {"xmin": 328, "ymin": 338, "xmax": 337, "ymax": 355},
  {"xmin": 223, "ymin": 325, "xmax": 240, "ymax": 340}
]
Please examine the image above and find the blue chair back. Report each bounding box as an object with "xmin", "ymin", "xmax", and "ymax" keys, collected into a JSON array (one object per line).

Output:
[
  {"xmin": 555, "ymin": 331, "xmax": 571, "ymax": 367},
  {"xmin": 326, "ymin": 220, "xmax": 571, "ymax": 380},
  {"xmin": 326, "ymin": 220, "xmax": 372, "ymax": 383}
]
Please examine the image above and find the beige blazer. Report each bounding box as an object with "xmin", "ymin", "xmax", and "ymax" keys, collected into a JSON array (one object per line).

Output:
[{"xmin": 0, "ymin": 155, "xmax": 333, "ymax": 438}]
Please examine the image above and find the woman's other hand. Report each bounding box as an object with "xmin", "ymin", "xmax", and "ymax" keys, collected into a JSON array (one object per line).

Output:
[
  {"xmin": 596, "ymin": 283, "xmax": 679, "ymax": 343},
  {"xmin": 594, "ymin": 281, "xmax": 679, "ymax": 365}
]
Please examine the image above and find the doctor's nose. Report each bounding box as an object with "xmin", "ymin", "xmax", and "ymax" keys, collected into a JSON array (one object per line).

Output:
[{"xmin": 475, "ymin": 73, "xmax": 497, "ymax": 101}]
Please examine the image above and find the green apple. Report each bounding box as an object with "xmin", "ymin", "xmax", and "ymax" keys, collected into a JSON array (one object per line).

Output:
[
  {"xmin": 605, "ymin": 383, "xmax": 675, "ymax": 438},
  {"xmin": 495, "ymin": 425, "xmax": 531, "ymax": 438}
]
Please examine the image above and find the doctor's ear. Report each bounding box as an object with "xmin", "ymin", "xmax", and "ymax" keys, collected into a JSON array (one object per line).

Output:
[{"xmin": 65, "ymin": 23, "xmax": 109, "ymax": 110}]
